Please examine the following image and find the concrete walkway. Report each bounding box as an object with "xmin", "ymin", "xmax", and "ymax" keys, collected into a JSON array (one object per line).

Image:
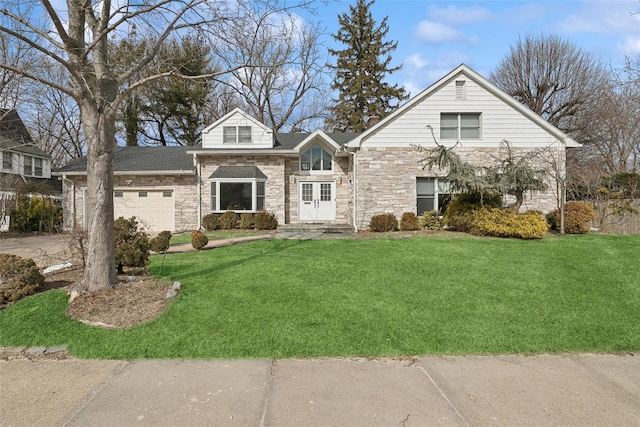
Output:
[{"xmin": 1, "ymin": 353, "xmax": 638, "ymax": 426}]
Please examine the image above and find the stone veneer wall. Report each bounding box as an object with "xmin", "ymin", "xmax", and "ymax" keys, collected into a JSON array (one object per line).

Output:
[
  {"xmin": 61, "ymin": 174, "xmax": 199, "ymax": 232},
  {"xmin": 199, "ymin": 155, "xmax": 286, "ymax": 225},
  {"xmin": 354, "ymin": 146, "xmax": 564, "ymax": 230}
]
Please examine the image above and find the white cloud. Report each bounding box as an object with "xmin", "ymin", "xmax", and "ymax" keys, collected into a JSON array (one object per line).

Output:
[
  {"xmin": 558, "ymin": 1, "xmax": 640, "ymax": 35},
  {"xmin": 427, "ymin": 4, "xmax": 494, "ymax": 25},
  {"xmin": 400, "ymin": 52, "xmax": 470, "ymax": 96},
  {"xmin": 415, "ymin": 20, "xmax": 465, "ymax": 44},
  {"xmin": 620, "ymin": 36, "xmax": 640, "ymax": 55}
]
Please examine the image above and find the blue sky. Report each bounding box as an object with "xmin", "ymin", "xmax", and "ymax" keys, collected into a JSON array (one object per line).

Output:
[{"xmin": 308, "ymin": 0, "xmax": 640, "ymax": 96}]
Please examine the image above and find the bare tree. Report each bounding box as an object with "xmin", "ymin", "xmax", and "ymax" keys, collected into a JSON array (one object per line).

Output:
[
  {"xmin": 213, "ymin": 12, "xmax": 329, "ymax": 132},
  {"xmin": 1, "ymin": 0, "xmax": 316, "ymax": 292},
  {"xmin": 490, "ymin": 34, "xmax": 610, "ymax": 139}
]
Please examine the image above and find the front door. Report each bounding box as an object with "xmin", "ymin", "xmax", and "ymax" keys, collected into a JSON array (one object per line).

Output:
[{"xmin": 299, "ymin": 181, "xmax": 336, "ymax": 221}]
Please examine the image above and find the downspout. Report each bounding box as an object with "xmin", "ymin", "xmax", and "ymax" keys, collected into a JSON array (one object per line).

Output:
[{"xmin": 196, "ymin": 155, "xmax": 202, "ymax": 230}]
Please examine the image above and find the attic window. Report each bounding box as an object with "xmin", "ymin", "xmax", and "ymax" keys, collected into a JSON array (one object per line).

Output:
[
  {"xmin": 300, "ymin": 144, "xmax": 332, "ymax": 172},
  {"xmin": 223, "ymin": 126, "xmax": 252, "ymax": 144},
  {"xmin": 455, "ymin": 81, "xmax": 466, "ymax": 100}
]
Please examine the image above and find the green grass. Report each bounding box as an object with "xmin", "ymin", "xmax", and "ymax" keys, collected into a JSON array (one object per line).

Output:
[
  {"xmin": 1, "ymin": 234, "xmax": 639, "ymax": 359},
  {"xmin": 170, "ymin": 230, "xmax": 257, "ymax": 245}
]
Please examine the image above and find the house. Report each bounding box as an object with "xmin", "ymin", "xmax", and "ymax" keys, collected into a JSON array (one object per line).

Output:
[
  {"xmin": 55, "ymin": 64, "xmax": 579, "ymax": 233},
  {"xmin": 0, "ymin": 108, "xmax": 58, "ymax": 231}
]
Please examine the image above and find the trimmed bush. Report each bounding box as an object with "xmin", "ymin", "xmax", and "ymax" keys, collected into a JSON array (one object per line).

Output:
[
  {"xmin": 550, "ymin": 201, "xmax": 595, "ymax": 234},
  {"xmin": 239, "ymin": 213, "xmax": 254, "ymax": 229},
  {"xmin": 467, "ymin": 208, "xmax": 549, "ymax": 239},
  {"xmin": 219, "ymin": 211, "xmax": 239, "ymax": 229},
  {"xmin": 443, "ymin": 192, "xmax": 502, "ymax": 232},
  {"xmin": 0, "ymin": 253, "xmax": 45, "ymax": 305},
  {"xmin": 11, "ymin": 195, "xmax": 62, "ymax": 233},
  {"xmin": 420, "ymin": 210, "xmax": 442, "ymax": 230},
  {"xmin": 202, "ymin": 213, "xmax": 220, "ymax": 231},
  {"xmin": 114, "ymin": 216, "xmax": 150, "ymax": 273},
  {"xmin": 369, "ymin": 213, "xmax": 399, "ymax": 232},
  {"xmin": 400, "ymin": 212, "xmax": 420, "ymax": 231},
  {"xmin": 191, "ymin": 230, "xmax": 208, "ymax": 250},
  {"xmin": 253, "ymin": 211, "xmax": 278, "ymax": 230},
  {"xmin": 150, "ymin": 230, "xmax": 172, "ymax": 254}
]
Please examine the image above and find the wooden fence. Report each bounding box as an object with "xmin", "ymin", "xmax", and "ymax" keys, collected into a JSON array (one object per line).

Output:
[{"xmin": 591, "ymin": 199, "xmax": 640, "ymax": 234}]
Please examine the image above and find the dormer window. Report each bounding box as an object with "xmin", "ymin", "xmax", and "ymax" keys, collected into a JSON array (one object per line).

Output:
[
  {"xmin": 223, "ymin": 126, "xmax": 252, "ymax": 144},
  {"xmin": 300, "ymin": 144, "xmax": 332, "ymax": 172}
]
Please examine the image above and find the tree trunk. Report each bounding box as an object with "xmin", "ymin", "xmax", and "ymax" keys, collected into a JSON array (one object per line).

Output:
[
  {"xmin": 507, "ymin": 191, "xmax": 524, "ymax": 213},
  {"xmin": 75, "ymin": 101, "xmax": 118, "ymax": 292}
]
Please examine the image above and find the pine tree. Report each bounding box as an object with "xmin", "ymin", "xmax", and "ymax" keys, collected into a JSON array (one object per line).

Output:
[{"xmin": 327, "ymin": 0, "xmax": 408, "ymax": 132}]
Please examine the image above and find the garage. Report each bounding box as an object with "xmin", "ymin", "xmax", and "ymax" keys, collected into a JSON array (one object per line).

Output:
[{"xmin": 113, "ymin": 189, "xmax": 175, "ymax": 232}]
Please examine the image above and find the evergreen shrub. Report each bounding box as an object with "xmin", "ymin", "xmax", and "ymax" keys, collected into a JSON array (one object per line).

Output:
[
  {"xmin": 467, "ymin": 208, "xmax": 549, "ymax": 239},
  {"xmin": 0, "ymin": 254, "xmax": 45, "ymax": 305},
  {"xmin": 219, "ymin": 211, "xmax": 239, "ymax": 229},
  {"xmin": 549, "ymin": 201, "xmax": 595, "ymax": 234},
  {"xmin": 420, "ymin": 210, "xmax": 442, "ymax": 230},
  {"xmin": 150, "ymin": 230, "xmax": 172, "ymax": 254},
  {"xmin": 253, "ymin": 211, "xmax": 278, "ymax": 230},
  {"xmin": 114, "ymin": 216, "xmax": 150, "ymax": 273},
  {"xmin": 369, "ymin": 213, "xmax": 398, "ymax": 232},
  {"xmin": 400, "ymin": 212, "xmax": 420, "ymax": 230},
  {"xmin": 202, "ymin": 213, "xmax": 220, "ymax": 231},
  {"xmin": 191, "ymin": 230, "xmax": 208, "ymax": 250},
  {"xmin": 443, "ymin": 192, "xmax": 502, "ymax": 232},
  {"xmin": 10, "ymin": 195, "xmax": 62, "ymax": 233},
  {"xmin": 239, "ymin": 213, "xmax": 254, "ymax": 229}
]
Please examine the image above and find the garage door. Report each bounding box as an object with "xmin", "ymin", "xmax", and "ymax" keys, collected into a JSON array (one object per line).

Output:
[{"xmin": 113, "ymin": 190, "xmax": 175, "ymax": 232}]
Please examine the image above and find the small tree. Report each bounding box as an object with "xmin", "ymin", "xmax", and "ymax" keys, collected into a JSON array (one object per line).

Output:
[{"xmin": 114, "ymin": 217, "xmax": 150, "ymax": 274}]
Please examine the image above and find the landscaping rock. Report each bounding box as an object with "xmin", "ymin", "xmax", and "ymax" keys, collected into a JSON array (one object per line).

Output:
[
  {"xmin": 172, "ymin": 281, "xmax": 181, "ymax": 290},
  {"xmin": 25, "ymin": 346, "xmax": 47, "ymax": 355},
  {"xmin": 166, "ymin": 288, "xmax": 178, "ymax": 299},
  {"xmin": 44, "ymin": 345, "xmax": 68, "ymax": 355}
]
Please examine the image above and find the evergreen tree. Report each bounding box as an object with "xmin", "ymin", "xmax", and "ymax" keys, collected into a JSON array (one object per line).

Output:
[{"xmin": 327, "ymin": 0, "xmax": 408, "ymax": 132}]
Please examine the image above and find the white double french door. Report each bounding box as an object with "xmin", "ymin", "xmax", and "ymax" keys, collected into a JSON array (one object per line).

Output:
[{"xmin": 299, "ymin": 181, "xmax": 336, "ymax": 221}]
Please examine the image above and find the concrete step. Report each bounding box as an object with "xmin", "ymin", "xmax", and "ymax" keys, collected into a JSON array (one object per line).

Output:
[{"xmin": 277, "ymin": 223, "xmax": 354, "ymax": 235}]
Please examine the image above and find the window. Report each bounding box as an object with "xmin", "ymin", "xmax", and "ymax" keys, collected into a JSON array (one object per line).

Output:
[
  {"xmin": 223, "ymin": 126, "xmax": 252, "ymax": 144},
  {"xmin": 23, "ymin": 155, "xmax": 32, "ymax": 175},
  {"xmin": 139, "ymin": 192, "xmax": 147, "ymax": 197},
  {"xmin": 210, "ymin": 180, "xmax": 266, "ymax": 212},
  {"xmin": 300, "ymin": 144, "xmax": 332, "ymax": 172},
  {"xmin": 417, "ymin": 177, "xmax": 454, "ymax": 215},
  {"xmin": 2, "ymin": 152, "xmax": 12, "ymax": 170},
  {"xmin": 114, "ymin": 191, "xmax": 123, "ymax": 197},
  {"xmin": 163, "ymin": 191, "xmax": 172, "ymax": 198},
  {"xmin": 440, "ymin": 113, "xmax": 480, "ymax": 139},
  {"xmin": 455, "ymin": 80, "xmax": 465, "ymax": 100},
  {"xmin": 34, "ymin": 158, "xmax": 43, "ymax": 177}
]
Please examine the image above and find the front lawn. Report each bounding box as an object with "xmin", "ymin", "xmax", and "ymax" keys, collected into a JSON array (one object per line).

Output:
[{"xmin": 1, "ymin": 234, "xmax": 639, "ymax": 359}]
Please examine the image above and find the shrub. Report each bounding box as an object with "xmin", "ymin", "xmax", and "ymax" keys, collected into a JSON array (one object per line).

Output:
[
  {"xmin": 150, "ymin": 230, "xmax": 172, "ymax": 254},
  {"xmin": 420, "ymin": 210, "xmax": 442, "ymax": 230},
  {"xmin": 443, "ymin": 192, "xmax": 502, "ymax": 232},
  {"xmin": 550, "ymin": 201, "xmax": 595, "ymax": 234},
  {"xmin": 114, "ymin": 216, "xmax": 150, "ymax": 273},
  {"xmin": 253, "ymin": 210, "xmax": 278, "ymax": 230},
  {"xmin": 202, "ymin": 213, "xmax": 220, "ymax": 231},
  {"xmin": 369, "ymin": 213, "xmax": 399, "ymax": 232},
  {"xmin": 239, "ymin": 213, "xmax": 254, "ymax": 229},
  {"xmin": 0, "ymin": 254, "xmax": 45, "ymax": 305},
  {"xmin": 400, "ymin": 212, "xmax": 420, "ymax": 230},
  {"xmin": 10, "ymin": 195, "xmax": 62, "ymax": 233},
  {"xmin": 219, "ymin": 211, "xmax": 239, "ymax": 229},
  {"xmin": 467, "ymin": 208, "xmax": 549, "ymax": 239},
  {"xmin": 191, "ymin": 230, "xmax": 209, "ymax": 250}
]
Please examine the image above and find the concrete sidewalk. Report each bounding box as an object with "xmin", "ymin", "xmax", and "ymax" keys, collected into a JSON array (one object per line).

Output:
[{"xmin": 1, "ymin": 354, "xmax": 638, "ymax": 426}]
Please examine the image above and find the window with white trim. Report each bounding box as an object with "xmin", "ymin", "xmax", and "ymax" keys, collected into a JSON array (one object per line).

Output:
[
  {"xmin": 223, "ymin": 126, "xmax": 252, "ymax": 144},
  {"xmin": 417, "ymin": 177, "xmax": 454, "ymax": 215},
  {"xmin": 210, "ymin": 179, "xmax": 266, "ymax": 212},
  {"xmin": 300, "ymin": 144, "xmax": 332, "ymax": 172},
  {"xmin": 23, "ymin": 155, "xmax": 32, "ymax": 175},
  {"xmin": 2, "ymin": 152, "xmax": 12, "ymax": 171},
  {"xmin": 34, "ymin": 158, "xmax": 43, "ymax": 176},
  {"xmin": 440, "ymin": 113, "xmax": 480, "ymax": 139}
]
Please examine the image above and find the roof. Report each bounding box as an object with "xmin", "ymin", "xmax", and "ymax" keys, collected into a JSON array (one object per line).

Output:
[
  {"xmin": 0, "ymin": 109, "xmax": 50, "ymax": 158},
  {"xmin": 55, "ymin": 145, "xmax": 196, "ymax": 175},
  {"xmin": 273, "ymin": 132, "xmax": 361, "ymax": 149},
  {"xmin": 209, "ymin": 165, "xmax": 267, "ymax": 179},
  {"xmin": 348, "ymin": 64, "xmax": 580, "ymax": 148}
]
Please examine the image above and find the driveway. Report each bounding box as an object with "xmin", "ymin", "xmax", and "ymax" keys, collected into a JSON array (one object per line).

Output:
[{"xmin": 0, "ymin": 233, "xmax": 73, "ymax": 268}]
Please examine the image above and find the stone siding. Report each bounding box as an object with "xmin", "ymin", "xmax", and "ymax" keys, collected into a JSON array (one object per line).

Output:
[{"xmin": 354, "ymin": 146, "xmax": 563, "ymax": 230}]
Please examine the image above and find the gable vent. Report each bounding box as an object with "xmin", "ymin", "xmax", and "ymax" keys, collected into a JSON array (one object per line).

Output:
[{"xmin": 455, "ymin": 80, "xmax": 466, "ymax": 100}]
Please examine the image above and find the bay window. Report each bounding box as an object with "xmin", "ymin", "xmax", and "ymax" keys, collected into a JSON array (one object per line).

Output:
[{"xmin": 210, "ymin": 179, "xmax": 266, "ymax": 212}]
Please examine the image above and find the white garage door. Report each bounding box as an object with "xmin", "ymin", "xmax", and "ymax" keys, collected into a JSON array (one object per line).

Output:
[{"xmin": 113, "ymin": 190, "xmax": 175, "ymax": 232}]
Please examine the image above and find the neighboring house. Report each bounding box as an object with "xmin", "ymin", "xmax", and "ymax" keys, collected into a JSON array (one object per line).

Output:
[
  {"xmin": 56, "ymin": 64, "xmax": 579, "ymax": 233},
  {"xmin": 0, "ymin": 108, "xmax": 58, "ymax": 231}
]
